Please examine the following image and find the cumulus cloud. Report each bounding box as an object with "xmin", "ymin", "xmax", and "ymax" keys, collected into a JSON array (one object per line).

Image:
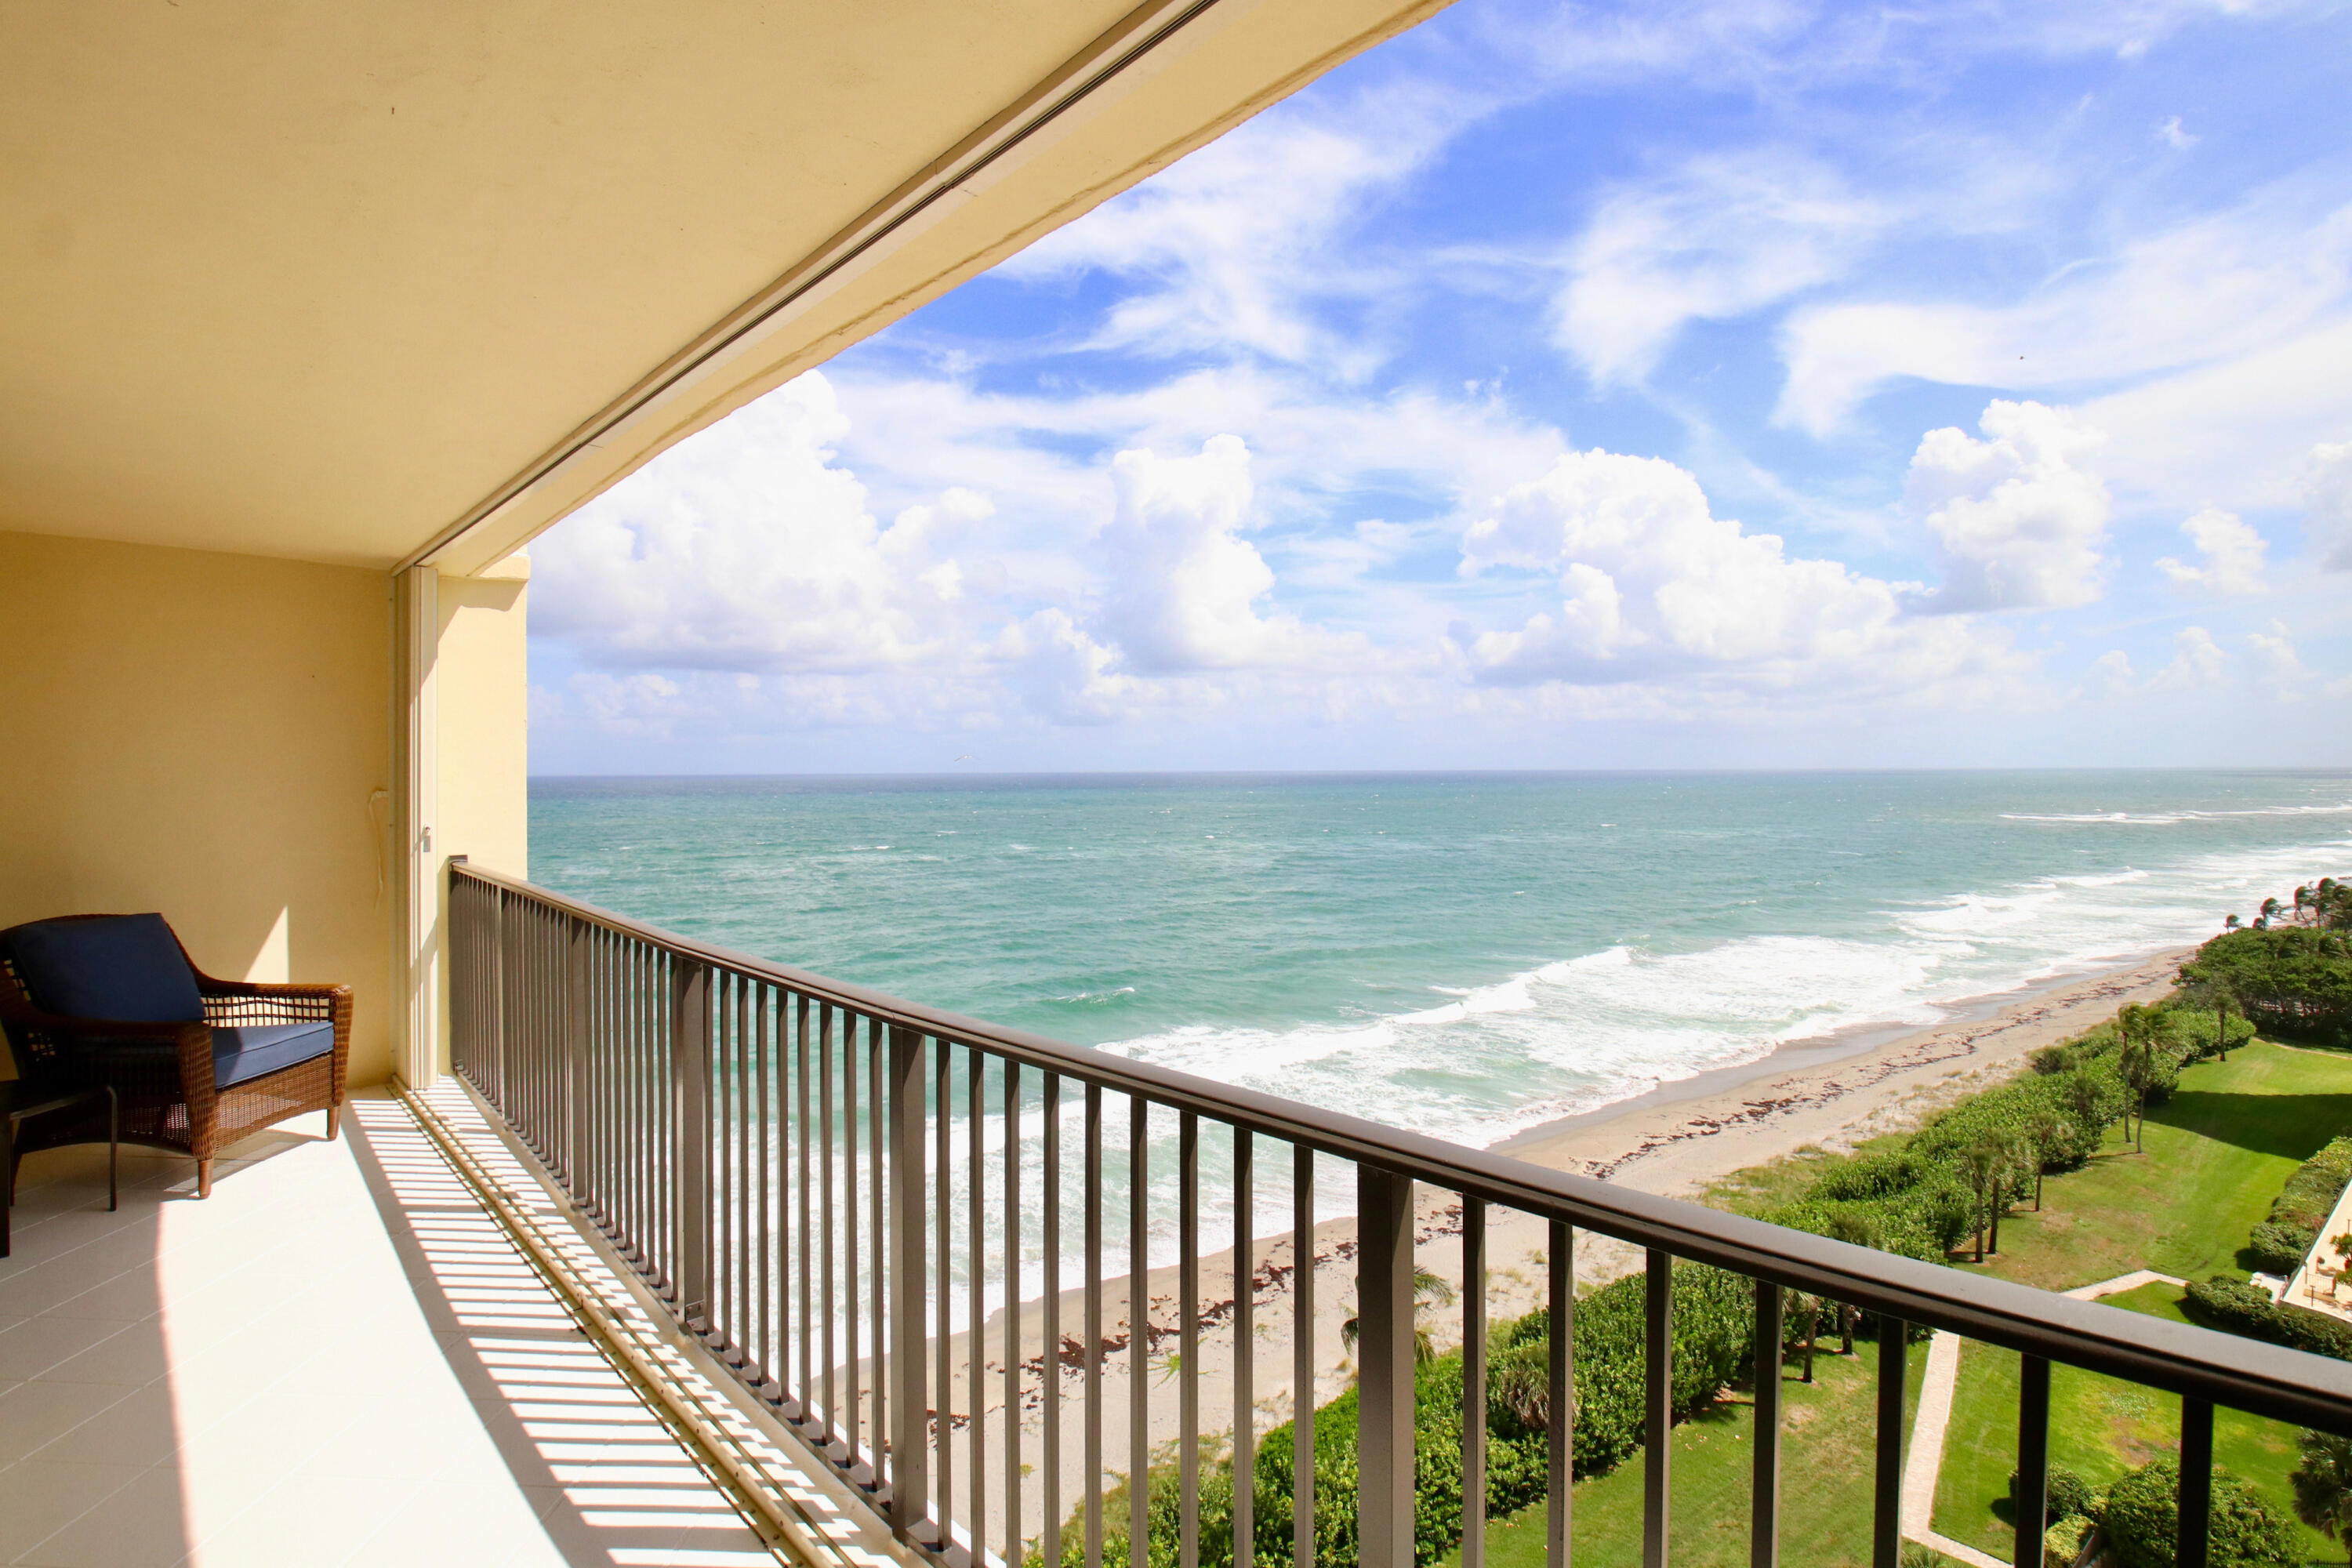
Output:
[
  {"xmin": 532, "ymin": 375, "xmax": 981, "ymax": 673},
  {"xmin": 2307, "ymin": 441, "xmax": 2352, "ymax": 569},
  {"xmin": 2246, "ymin": 622, "xmax": 2310, "ymax": 688},
  {"xmin": 1454, "ymin": 447, "xmax": 2009, "ymax": 693},
  {"xmin": 2082, "ymin": 649, "xmax": 2138, "ymax": 699},
  {"xmin": 993, "ymin": 610, "xmax": 1133, "ymax": 725},
  {"xmin": 1095, "ymin": 436, "xmax": 1356, "ymax": 673},
  {"xmin": 1903, "ymin": 401, "xmax": 2111, "ymax": 613},
  {"xmin": 2155, "ymin": 507, "xmax": 2267, "ymax": 594},
  {"xmin": 2151, "ymin": 625, "xmax": 2228, "ymax": 691}
]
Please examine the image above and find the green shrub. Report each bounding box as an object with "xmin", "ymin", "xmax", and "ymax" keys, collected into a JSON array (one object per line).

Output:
[
  {"xmin": 2042, "ymin": 1512, "xmax": 2092, "ymax": 1566},
  {"xmin": 2244, "ymin": 1222, "xmax": 2311, "ymax": 1276},
  {"xmin": 2230, "ymin": 1134, "xmax": 2352, "ymax": 1275},
  {"xmin": 2184, "ymin": 927, "xmax": 2352, "ymax": 1045},
  {"xmin": 2100, "ymin": 1458, "xmax": 2299, "ymax": 1566},
  {"xmin": 2183, "ymin": 1276, "xmax": 2352, "ymax": 1361},
  {"xmin": 1077, "ymin": 1261, "xmax": 1757, "ymax": 1568},
  {"xmin": 2010, "ymin": 1464, "xmax": 2098, "ymax": 1524}
]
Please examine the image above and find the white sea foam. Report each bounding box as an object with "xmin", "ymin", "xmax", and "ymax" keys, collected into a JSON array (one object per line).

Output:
[{"xmin": 1101, "ymin": 827, "xmax": 2352, "ymax": 1152}]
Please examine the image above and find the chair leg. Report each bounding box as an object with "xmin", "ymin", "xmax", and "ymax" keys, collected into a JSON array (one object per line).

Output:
[
  {"xmin": 326, "ymin": 1102, "xmax": 342, "ymax": 1142},
  {"xmin": 105, "ymin": 1087, "xmax": 118, "ymax": 1214},
  {"xmin": 197, "ymin": 1158, "xmax": 214, "ymax": 1200}
]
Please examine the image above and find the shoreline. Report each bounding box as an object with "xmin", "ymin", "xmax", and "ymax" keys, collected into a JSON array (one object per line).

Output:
[
  {"xmin": 1495, "ymin": 945, "xmax": 2195, "ymax": 1198},
  {"xmin": 941, "ymin": 944, "xmax": 2195, "ymax": 1544}
]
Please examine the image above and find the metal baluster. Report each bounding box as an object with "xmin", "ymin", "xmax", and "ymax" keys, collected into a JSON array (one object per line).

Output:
[
  {"xmin": 1644, "ymin": 1250, "xmax": 1671, "ymax": 1568},
  {"xmin": 873, "ymin": 1018, "xmax": 888, "ymax": 1483},
  {"xmin": 1044, "ymin": 1073, "xmax": 1063, "ymax": 1568},
  {"xmin": 1131, "ymin": 1095, "xmax": 1150, "ymax": 1568},
  {"xmin": 676, "ymin": 960, "xmax": 712, "ymax": 1331},
  {"xmin": 936, "ymin": 1037, "xmax": 953, "ymax": 1539},
  {"xmin": 847, "ymin": 1013, "xmax": 864, "ymax": 1471},
  {"xmin": 757, "ymin": 985, "xmax": 772, "ymax": 1388},
  {"xmin": 1462, "ymin": 1197, "xmax": 1486, "ymax": 1568},
  {"xmin": 1085, "ymin": 1083, "xmax": 1105, "ymax": 1568},
  {"xmin": 2014, "ymin": 1355, "xmax": 2049, "ymax": 1568},
  {"xmin": 1180, "ymin": 1112, "xmax": 1201, "ymax": 1568},
  {"xmin": 1292, "ymin": 1145, "xmax": 1313, "ymax": 1568},
  {"xmin": 1874, "ymin": 1317, "xmax": 1906, "ymax": 1568},
  {"xmin": 2179, "ymin": 1396, "xmax": 2214, "ymax": 1568},
  {"xmin": 1356, "ymin": 1166, "xmax": 1415, "ymax": 1568},
  {"xmin": 719, "ymin": 974, "xmax": 736, "ymax": 1352},
  {"xmin": 798, "ymin": 993, "xmax": 813, "ymax": 1421},
  {"xmin": 823, "ymin": 1004, "xmax": 840, "ymax": 1454},
  {"xmin": 1548, "ymin": 1221, "xmax": 1572, "ymax": 1568},
  {"xmin": 968, "ymin": 1047, "xmax": 985, "ymax": 1564},
  {"xmin": 739, "ymin": 972, "xmax": 754, "ymax": 1364},
  {"xmin": 888, "ymin": 1025, "xmax": 929, "ymax": 1542},
  {"xmin": 1233, "ymin": 1130, "xmax": 1255, "ymax": 1568},
  {"xmin": 1005, "ymin": 1059, "xmax": 1022, "ymax": 1568},
  {"xmin": 1751, "ymin": 1281, "xmax": 1782, "ymax": 1568}
]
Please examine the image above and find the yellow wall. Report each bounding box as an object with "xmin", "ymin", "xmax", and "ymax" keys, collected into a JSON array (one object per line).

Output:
[
  {"xmin": 0, "ymin": 530, "xmax": 396, "ymax": 1081},
  {"xmin": 0, "ymin": 535, "xmax": 532, "ymax": 1090},
  {"xmin": 436, "ymin": 559, "xmax": 530, "ymax": 884},
  {"xmin": 426, "ymin": 558, "xmax": 530, "ymax": 1079}
]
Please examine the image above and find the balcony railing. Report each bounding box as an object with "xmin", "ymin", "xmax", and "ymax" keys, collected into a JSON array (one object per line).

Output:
[{"xmin": 447, "ymin": 861, "xmax": 2352, "ymax": 1568}]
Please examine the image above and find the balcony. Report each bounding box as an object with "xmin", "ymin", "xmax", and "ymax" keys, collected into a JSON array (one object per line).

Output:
[
  {"xmin": 0, "ymin": 1085, "xmax": 825, "ymax": 1566},
  {"xmin": 430, "ymin": 862, "xmax": 2352, "ymax": 1568}
]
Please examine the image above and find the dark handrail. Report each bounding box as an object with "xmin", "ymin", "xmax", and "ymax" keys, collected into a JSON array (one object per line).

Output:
[{"xmin": 450, "ymin": 861, "xmax": 2352, "ymax": 1435}]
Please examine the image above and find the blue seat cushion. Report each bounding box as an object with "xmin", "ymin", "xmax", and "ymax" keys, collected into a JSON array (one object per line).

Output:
[
  {"xmin": 211, "ymin": 1022, "xmax": 336, "ymax": 1090},
  {"xmin": 11, "ymin": 915, "xmax": 204, "ymax": 1023}
]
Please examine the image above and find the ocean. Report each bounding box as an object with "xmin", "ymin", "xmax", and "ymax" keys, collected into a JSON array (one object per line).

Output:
[{"xmin": 528, "ymin": 770, "xmax": 2352, "ymax": 1153}]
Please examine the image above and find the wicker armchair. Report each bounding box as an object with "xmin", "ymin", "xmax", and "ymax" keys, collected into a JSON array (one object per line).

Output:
[{"xmin": 0, "ymin": 913, "xmax": 350, "ymax": 1200}]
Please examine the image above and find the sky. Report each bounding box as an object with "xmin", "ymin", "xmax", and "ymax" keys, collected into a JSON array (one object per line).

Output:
[{"xmin": 528, "ymin": 0, "xmax": 2352, "ymax": 775}]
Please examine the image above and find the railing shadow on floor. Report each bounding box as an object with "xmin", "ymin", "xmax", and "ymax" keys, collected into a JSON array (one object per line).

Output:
[{"xmin": 341, "ymin": 1095, "xmax": 782, "ymax": 1567}]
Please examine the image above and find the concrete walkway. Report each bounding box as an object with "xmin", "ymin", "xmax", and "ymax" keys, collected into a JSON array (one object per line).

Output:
[{"xmin": 1900, "ymin": 1270, "xmax": 2187, "ymax": 1568}]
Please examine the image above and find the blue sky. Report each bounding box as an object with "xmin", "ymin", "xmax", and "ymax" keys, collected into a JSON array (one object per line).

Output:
[{"xmin": 529, "ymin": 0, "xmax": 2352, "ymax": 774}]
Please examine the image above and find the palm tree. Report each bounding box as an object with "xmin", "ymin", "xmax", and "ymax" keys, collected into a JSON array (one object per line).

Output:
[
  {"xmin": 2225, "ymin": 912, "xmax": 2243, "ymax": 931},
  {"xmin": 2115, "ymin": 1004, "xmax": 2175, "ymax": 1152},
  {"xmin": 1960, "ymin": 1139, "xmax": 2004, "ymax": 1261},
  {"xmin": 2292, "ymin": 1428, "xmax": 2352, "ymax": 1563},
  {"xmin": 2023, "ymin": 1109, "xmax": 2069, "ymax": 1210},
  {"xmin": 1340, "ymin": 1266, "xmax": 1457, "ymax": 1364},
  {"xmin": 2296, "ymin": 884, "xmax": 2317, "ymax": 925},
  {"xmin": 2261, "ymin": 896, "xmax": 2284, "ymax": 926},
  {"xmin": 1987, "ymin": 1130, "xmax": 2032, "ymax": 1253},
  {"xmin": 2176, "ymin": 968, "xmax": 2244, "ymax": 1061}
]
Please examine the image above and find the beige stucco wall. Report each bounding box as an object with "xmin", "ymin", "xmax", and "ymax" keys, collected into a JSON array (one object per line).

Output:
[
  {"xmin": 436, "ymin": 559, "xmax": 529, "ymax": 884},
  {"xmin": 0, "ymin": 535, "xmax": 532, "ymax": 1090},
  {"xmin": 0, "ymin": 530, "xmax": 397, "ymax": 1083}
]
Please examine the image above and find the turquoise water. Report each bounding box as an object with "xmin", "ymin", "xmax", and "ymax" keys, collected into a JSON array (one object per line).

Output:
[{"xmin": 530, "ymin": 771, "xmax": 2352, "ymax": 1151}]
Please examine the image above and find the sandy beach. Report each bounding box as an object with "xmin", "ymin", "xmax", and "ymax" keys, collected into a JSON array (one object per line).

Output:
[{"xmin": 920, "ymin": 946, "xmax": 2196, "ymax": 1552}]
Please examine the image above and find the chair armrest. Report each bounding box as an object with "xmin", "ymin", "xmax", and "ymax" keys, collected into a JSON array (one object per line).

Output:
[{"xmin": 194, "ymin": 975, "xmax": 350, "ymax": 1002}]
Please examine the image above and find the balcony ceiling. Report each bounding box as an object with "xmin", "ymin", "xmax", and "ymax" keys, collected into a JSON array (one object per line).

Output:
[{"xmin": 0, "ymin": 0, "xmax": 1443, "ymax": 572}]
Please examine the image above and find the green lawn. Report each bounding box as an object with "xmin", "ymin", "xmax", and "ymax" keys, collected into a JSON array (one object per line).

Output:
[
  {"xmin": 1922, "ymin": 1040, "xmax": 2352, "ymax": 1563},
  {"xmin": 1442, "ymin": 1340, "xmax": 1928, "ymax": 1568},
  {"xmin": 1932, "ymin": 1283, "xmax": 2328, "ymax": 1563},
  {"xmin": 1443, "ymin": 1042, "xmax": 2352, "ymax": 1568},
  {"xmin": 1956, "ymin": 1040, "xmax": 2352, "ymax": 1294}
]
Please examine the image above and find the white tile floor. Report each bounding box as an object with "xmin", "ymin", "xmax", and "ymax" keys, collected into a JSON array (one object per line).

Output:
[{"xmin": 0, "ymin": 1090, "xmax": 782, "ymax": 1566}]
